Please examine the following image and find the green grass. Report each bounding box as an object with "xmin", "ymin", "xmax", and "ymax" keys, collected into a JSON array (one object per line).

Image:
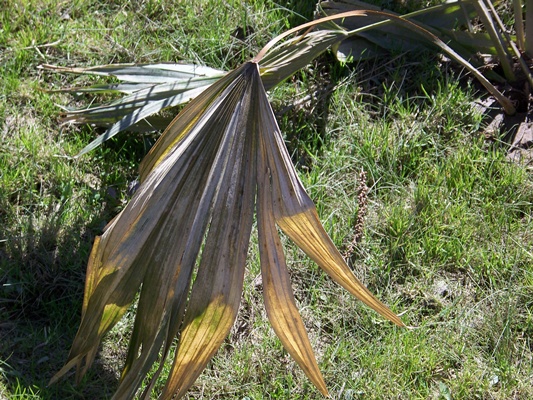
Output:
[{"xmin": 1, "ymin": 1, "xmax": 533, "ymax": 399}]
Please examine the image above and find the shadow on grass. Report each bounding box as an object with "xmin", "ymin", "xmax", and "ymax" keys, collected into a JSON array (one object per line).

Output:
[{"xmin": 0, "ymin": 189, "xmax": 127, "ymax": 399}]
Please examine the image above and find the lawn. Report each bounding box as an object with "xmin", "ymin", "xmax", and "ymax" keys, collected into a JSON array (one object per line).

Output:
[{"xmin": 1, "ymin": 1, "xmax": 532, "ymax": 399}]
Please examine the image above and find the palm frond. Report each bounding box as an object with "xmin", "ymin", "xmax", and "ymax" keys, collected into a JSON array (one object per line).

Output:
[
  {"xmin": 40, "ymin": 63, "xmax": 226, "ymax": 157},
  {"xmin": 50, "ymin": 11, "xmax": 407, "ymax": 399},
  {"xmin": 51, "ymin": 59, "xmax": 403, "ymax": 399}
]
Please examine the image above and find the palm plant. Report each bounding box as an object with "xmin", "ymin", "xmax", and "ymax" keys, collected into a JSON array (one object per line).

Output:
[
  {"xmin": 48, "ymin": 11, "xmax": 404, "ymax": 400},
  {"xmin": 319, "ymin": 0, "xmax": 533, "ymax": 115}
]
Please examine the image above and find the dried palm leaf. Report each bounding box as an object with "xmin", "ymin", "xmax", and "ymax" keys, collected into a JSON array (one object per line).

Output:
[{"xmin": 51, "ymin": 12, "xmax": 404, "ymax": 399}]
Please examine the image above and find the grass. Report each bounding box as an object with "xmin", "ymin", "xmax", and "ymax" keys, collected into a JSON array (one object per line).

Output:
[{"xmin": 1, "ymin": 0, "xmax": 532, "ymax": 399}]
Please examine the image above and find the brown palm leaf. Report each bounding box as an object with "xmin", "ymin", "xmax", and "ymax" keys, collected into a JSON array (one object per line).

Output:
[{"xmin": 51, "ymin": 12, "xmax": 404, "ymax": 400}]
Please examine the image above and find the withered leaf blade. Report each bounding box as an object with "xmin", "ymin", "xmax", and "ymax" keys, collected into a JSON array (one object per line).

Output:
[
  {"xmin": 257, "ymin": 72, "xmax": 404, "ymax": 327},
  {"xmin": 257, "ymin": 121, "xmax": 328, "ymax": 395},
  {"xmin": 138, "ymin": 65, "xmax": 247, "ymax": 181},
  {"xmin": 318, "ymin": 0, "xmax": 477, "ymax": 55},
  {"xmin": 50, "ymin": 63, "xmax": 256, "ymax": 397},
  {"xmin": 161, "ymin": 62, "xmax": 259, "ymax": 400},
  {"xmin": 259, "ymin": 29, "xmax": 347, "ymax": 89},
  {"xmin": 314, "ymin": 3, "xmax": 515, "ymax": 114},
  {"xmin": 40, "ymin": 62, "xmax": 224, "ymax": 83},
  {"xmin": 40, "ymin": 63, "xmax": 225, "ymax": 157},
  {"xmin": 74, "ymin": 83, "xmax": 214, "ymax": 158}
]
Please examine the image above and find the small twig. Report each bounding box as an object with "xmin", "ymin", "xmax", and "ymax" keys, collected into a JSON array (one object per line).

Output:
[
  {"xmin": 20, "ymin": 40, "xmax": 61, "ymax": 60},
  {"xmin": 21, "ymin": 39, "xmax": 61, "ymax": 50}
]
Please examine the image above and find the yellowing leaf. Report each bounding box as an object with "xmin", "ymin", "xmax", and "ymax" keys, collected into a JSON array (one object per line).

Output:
[
  {"xmin": 257, "ymin": 134, "xmax": 328, "ymax": 396},
  {"xmin": 256, "ymin": 76, "xmax": 404, "ymax": 326},
  {"xmin": 160, "ymin": 63, "xmax": 259, "ymax": 399},
  {"xmin": 52, "ymin": 29, "xmax": 405, "ymax": 397},
  {"xmin": 277, "ymin": 209, "xmax": 404, "ymax": 326}
]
